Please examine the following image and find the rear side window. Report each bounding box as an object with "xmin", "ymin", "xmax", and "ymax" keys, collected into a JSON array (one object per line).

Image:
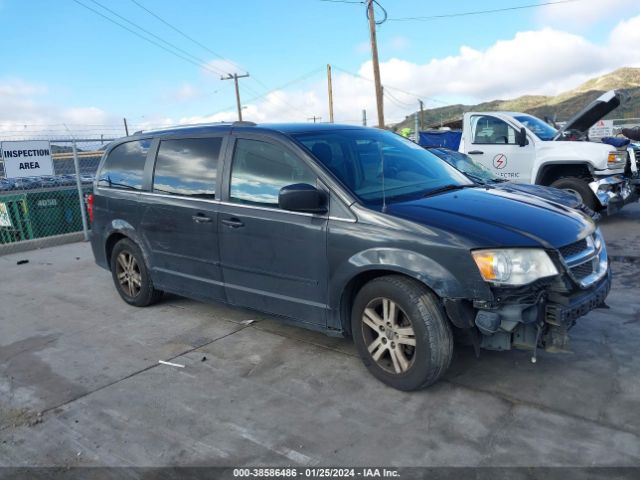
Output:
[
  {"xmin": 229, "ymin": 138, "xmax": 315, "ymax": 207},
  {"xmin": 153, "ymin": 137, "xmax": 222, "ymax": 199},
  {"xmin": 98, "ymin": 139, "xmax": 151, "ymax": 190}
]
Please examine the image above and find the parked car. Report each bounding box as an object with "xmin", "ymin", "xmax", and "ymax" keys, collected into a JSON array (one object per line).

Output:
[
  {"xmin": 0, "ymin": 179, "xmax": 13, "ymax": 192},
  {"xmin": 426, "ymin": 146, "xmax": 600, "ymax": 221},
  {"xmin": 10, "ymin": 177, "xmax": 40, "ymax": 190},
  {"xmin": 38, "ymin": 175, "xmax": 63, "ymax": 188},
  {"xmin": 89, "ymin": 123, "xmax": 611, "ymax": 390}
]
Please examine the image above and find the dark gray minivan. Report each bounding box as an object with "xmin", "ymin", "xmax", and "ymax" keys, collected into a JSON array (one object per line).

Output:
[{"xmin": 89, "ymin": 123, "xmax": 611, "ymax": 390}]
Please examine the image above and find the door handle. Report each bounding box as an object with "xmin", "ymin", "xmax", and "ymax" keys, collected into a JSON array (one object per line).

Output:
[
  {"xmin": 192, "ymin": 214, "xmax": 212, "ymax": 223},
  {"xmin": 222, "ymin": 218, "xmax": 244, "ymax": 228},
  {"xmin": 468, "ymin": 150, "xmax": 484, "ymax": 155}
]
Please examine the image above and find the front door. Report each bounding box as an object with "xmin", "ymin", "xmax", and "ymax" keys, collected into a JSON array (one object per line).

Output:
[
  {"xmin": 218, "ymin": 135, "xmax": 328, "ymax": 326},
  {"xmin": 139, "ymin": 135, "xmax": 226, "ymax": 301},
  {"xmin": 468, "ymin": 114, "xmax": 534, "ymax": 183}
]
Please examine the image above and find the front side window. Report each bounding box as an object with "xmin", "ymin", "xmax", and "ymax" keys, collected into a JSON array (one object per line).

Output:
[
  {"xmin": 471, "ymin": 115, "xmax": 517, "ymax": 145},
  {"xmin": 229, "ymin": 138, "xmax": 316, "ymax": 207},
  {"xmin": 153, "ymin": 137, "xmax": 222, "ymax": 199},
  {"xmin": 98, "ymin": 139, "xmax": 151, "ymax": 190}
]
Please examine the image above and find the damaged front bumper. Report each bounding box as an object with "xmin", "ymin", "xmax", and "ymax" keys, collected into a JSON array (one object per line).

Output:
[
  {"xmin": 456, "ymin": 230, "xmax": 611, "ymax": 354},
  {"xmin": 590, "ymin": 174, "xmax": 638, "ymax": 215},
  {"xmin": 468, "ymin": 271, "xmax": 611, "ymax": 353}
]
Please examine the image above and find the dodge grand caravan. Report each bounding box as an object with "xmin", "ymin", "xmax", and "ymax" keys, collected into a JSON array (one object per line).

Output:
[{"xmin": 89, "ymin": 123, "xmax": 611, "ymax": 390}]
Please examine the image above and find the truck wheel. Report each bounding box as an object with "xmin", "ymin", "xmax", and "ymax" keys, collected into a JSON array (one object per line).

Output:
[
  {"xmin": 351, "ymin": 275, "xmax": 453, "ymax": 390},
  {"xmin": 110, "ymin": 238, "xmax": 162, "ymax": 307},
  {"xmin": 550, "ymin": 177, "xmax": 597, "ymax": 210}
]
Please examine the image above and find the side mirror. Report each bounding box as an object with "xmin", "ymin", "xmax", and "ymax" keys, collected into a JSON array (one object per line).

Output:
[
  {"xmin": 517, "ymin": 127, "xmax": 528, "ymax": 147},
  {"xmin": 278, "ymin": 183, "xmax": 327, "ymax": 214}
]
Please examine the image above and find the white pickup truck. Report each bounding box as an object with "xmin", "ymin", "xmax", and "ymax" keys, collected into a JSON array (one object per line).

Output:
[{"xmin": 458, "ymin": 90, "xmax": 636, "ymax": 213}]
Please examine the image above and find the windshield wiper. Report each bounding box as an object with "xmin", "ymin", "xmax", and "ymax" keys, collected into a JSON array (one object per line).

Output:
[{"xmin": 422, "ymin": 184, "xmax": 473, "ymax": 197}]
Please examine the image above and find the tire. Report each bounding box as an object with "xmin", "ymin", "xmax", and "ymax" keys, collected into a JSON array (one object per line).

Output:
[
  {"xmin": 550, "ymin": 177, "xmax": 597, "ymax": 210},
  {"xmin": 110, "ymin": 238, "xmax": 162, "ymax": 307},
  {"xmin": 351, "ymin": 275, "xmax": 453, "ymax": 391}
]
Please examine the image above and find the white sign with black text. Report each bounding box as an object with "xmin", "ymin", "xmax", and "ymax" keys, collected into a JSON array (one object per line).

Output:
[{"xmin": 1, "ymin": 140, "xmax": 55, "ymax": 178}]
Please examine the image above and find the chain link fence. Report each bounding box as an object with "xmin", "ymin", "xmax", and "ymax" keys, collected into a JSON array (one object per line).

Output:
[{"xmin": 0, "ymin": 134, "xmax": 115, "ymax": 255}]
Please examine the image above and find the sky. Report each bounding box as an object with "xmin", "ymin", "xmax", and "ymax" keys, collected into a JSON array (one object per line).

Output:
[{"xmin": 1, "ymin": 0, "xmax": 640, "ymax": 137}]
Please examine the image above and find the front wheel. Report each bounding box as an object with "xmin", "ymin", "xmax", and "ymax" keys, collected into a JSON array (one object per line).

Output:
[
  {"xmin": 550, "ymin": 177, "xmax": 597, "ymax": 210},
  {"xmin": 351, "ymin": 275, "xmax": 453, "ymax": 391}
]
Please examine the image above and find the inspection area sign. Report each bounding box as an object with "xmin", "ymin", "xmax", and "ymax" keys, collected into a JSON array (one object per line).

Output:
[{"xmin": 1, "ymin": 140, "xmax": 55, "ymax": 178}]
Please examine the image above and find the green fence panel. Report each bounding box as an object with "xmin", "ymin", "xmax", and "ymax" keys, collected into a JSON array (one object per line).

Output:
[
  {"xmin": 0, "ymin": 193, "xmax": 33, "ymax": 244},
  {"xmin": 24, "ymin": 187, "xmax": 92, "ymax": 239}
]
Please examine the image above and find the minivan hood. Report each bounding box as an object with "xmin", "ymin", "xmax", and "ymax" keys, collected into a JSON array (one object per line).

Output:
[
  {"xmin": 555, "ymin": 90, "xmax": 621, "ymax": 138},
  {"xmin": 385, "ymin": 187, "xmax": 594, "ymax": 248}
]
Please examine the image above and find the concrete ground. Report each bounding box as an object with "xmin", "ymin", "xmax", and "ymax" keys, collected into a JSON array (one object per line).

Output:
[{"xmin": 0, "ymin": 205, "xmax": 639, "ymax": 468}]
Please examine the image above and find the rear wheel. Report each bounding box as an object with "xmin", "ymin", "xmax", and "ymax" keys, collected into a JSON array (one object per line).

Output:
[
  {"xmin": 351, "ymin": 275, "xmax": 453, "ymax": 390},
  {"xmin": 110, "ymin": 238, "xmax": 162, "ymax": 307},
  {"xmin": 550, "ymin": 177, "xmax": 597, "ymax": 210}
]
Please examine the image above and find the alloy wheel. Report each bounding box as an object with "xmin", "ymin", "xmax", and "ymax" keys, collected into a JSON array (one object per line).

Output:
[
  {"xmin": 361, "ymin": 297, "xmax": 416, "ymax": 374},
  {"xmin": 116, "ymin": 251, "xmax": 142, "ymax": 298}
]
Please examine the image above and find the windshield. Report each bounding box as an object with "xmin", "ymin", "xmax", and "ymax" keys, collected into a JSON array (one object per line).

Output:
[
  {"xmin": 292, "ymin": 129, "xmax": 472, "ymax": 207},
  {"xmin": 427, "ymin": 148, "xmax": 501, "ymax": 183},
  {"xmin": 513, "ymin": 114, "xmax": 558, "ymax": 141}
]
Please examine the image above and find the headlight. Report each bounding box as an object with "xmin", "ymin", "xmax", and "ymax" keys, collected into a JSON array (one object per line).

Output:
[
  {"xmin": 471, "ymin": 249, "xmax": 559, "ymax": 286},
  {"xmin": 607, "ymin": 151, "xmax": 626, "ymax": 165}
]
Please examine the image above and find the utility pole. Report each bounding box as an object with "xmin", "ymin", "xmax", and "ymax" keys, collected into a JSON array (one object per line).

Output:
[
  {"xmin": 221, "ymin": 73, "xmax": 250, "ymax": 121},
  {"xmin": 308, "ymin": 116, "xmax": 322, "ymax": 123},
  {"xmin": 419, "ymin": 100, "xmax": 425, "ymax": 131},
  {"xmin": 327, "ymin": 64, "xmax": 334, "ymax": 123},
  {"xmin": 123, "ymin": 118, "xmax": 129, "ymax": 136},
  {"xmin": 414, "ymin": 112, "xmax": 419, "ymax": 143},
  {"xmin": 362, "ymin": 109, "xmax": 367, "ymax": 126},
  {"xmin": 367, "ymin": 0, "xmax": 385, "ymax": 129}
]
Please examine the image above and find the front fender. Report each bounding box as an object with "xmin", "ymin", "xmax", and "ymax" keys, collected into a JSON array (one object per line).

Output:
[{"xmin": 330, "ymin": 247, "xmax": 491, "ymax": 306}]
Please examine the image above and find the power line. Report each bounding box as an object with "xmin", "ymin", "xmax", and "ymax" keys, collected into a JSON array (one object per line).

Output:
[
  {"xmin": 129, "ymin": 0, "xmax": 246, "ymax": 75},
  {"xmin": 86, "ymin": 0, "xmax": 230, "ymax": 76},
  {"xmin": 71, "ymin": 0, "xmax": 229, "ymax": 77},
  {"xmin": 128, "ymin": 0, "xmax": 298, "ymax": 109},
  {"xmin": 387, "ymin": 0, "xmax": 579, "ymax": 22}
]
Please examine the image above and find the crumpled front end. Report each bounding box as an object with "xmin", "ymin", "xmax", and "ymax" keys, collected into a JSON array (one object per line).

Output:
[
  {"xmin": 589, "ymin": 174, "xmax": 636, "ymax": 214},
  {"xmin": 451, "ymin": 229, "xmax": 611, "ymax": 355}
]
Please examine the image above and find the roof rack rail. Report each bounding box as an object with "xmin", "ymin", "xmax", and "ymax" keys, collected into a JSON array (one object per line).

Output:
[{"xmin": 232, "ymin": 121, "xmax": 257, "ymax": 127}]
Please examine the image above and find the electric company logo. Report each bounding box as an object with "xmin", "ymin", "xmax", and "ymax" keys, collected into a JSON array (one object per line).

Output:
[{"xmin": 493, "ymin": 154, "xmax": 507, "ymax": 169}]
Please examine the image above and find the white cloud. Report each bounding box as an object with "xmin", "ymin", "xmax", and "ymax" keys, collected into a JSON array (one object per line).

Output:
[
  {"xmin": 537, "ymin": 0, "xmax": 640, "ymax": 29},
  {"xmin": 0, "ymin": 79, "xmax": 119, "ymax": 137}
]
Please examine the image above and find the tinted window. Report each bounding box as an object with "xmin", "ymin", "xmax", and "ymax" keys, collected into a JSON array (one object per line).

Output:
[
  {"xmin": 98, "ymin": 139, "xmax": 151, "ymax": 190},
  {"xmin": 229, "ymin": 139, "xmax": 316, "ymax": 207},
  {"xmin": 293, "ymin": 129, "xmax": 471, "ymax": 207},
  {"xmin": 153, "ymin": 137, "xmax": 222, "ymax": 199},
  {"xmin": 471, "ymin": 115, "xmax": 517, "ymax": 144}
]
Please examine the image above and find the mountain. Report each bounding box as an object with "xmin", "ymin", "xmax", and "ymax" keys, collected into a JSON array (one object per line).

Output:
[{"xmin": 393, "ymin": 67, "xmax": 640, "ymax": 131}]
